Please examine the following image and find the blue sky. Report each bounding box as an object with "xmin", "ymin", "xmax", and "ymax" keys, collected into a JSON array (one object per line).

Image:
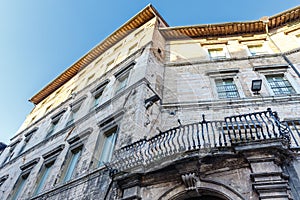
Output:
[{"xmin": 0, "ymin": 0, "xmax": 299, "ymax": 144}]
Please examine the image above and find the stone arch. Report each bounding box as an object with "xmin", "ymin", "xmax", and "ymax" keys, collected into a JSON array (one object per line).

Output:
[{"xmin": 159, "ymin": 180, "xmax": 245, "ymax": 200}]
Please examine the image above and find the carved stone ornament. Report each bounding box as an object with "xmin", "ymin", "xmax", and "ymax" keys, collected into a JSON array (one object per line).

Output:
[{"xmin": 181, "ymin": 173, "xmax": 201, "ymax": 192}]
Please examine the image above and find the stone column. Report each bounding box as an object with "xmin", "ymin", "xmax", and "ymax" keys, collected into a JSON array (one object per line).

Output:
[
  {"xmin": 116, "ymin": 174, "xmax": 142, "ymax": 200},
  {"xmin": 234, "ymin": 139, "xmax": 293, "ymax": 200}
]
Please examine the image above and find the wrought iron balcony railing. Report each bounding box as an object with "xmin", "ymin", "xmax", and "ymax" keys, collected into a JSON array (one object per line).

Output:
[
  {"xmin": 110, "ymin": 108, "xmax": 296, "ymax": 173},
  {"xmin": 283, "ymin": 119, "xmax": 300, "ymax": 151}
]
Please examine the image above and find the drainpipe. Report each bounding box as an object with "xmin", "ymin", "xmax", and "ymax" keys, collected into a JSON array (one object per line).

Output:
[{"xmin": 261, "ymin": 17, "xmax": 300, "ymax": 78}]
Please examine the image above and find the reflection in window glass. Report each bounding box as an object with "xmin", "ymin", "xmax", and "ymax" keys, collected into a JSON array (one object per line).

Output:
[
  {"xmin": 115, "ymin": 73, "xmax": 129, "ymax": 94},
  {"xmin": 248, "ymin": 45, "xmax": 267, "ymax": 56},
  {"xmin": 99, "ymin": 127, "xmax": 118, "ymax": 167},
  {"xmin": 11, "ymin": 173, "xmax": 29, "ymax": 200},
  {"xmin": 266, "ymin": 75, "xmax": 295, "ymax": 95},
  {"xmin": 63, "ymin": 148, "xmax": 81, "ymax": 183},
  {"xmin": 208, "ymin": 49, "xmax": 226, "ymax": 59},
  {"xmin": 215, "ymin": 79, "xmax": 239, "ymax": 99},
  {"xmin": 34, "ymin": 162, "xmax": 54, "ymax": 195}
]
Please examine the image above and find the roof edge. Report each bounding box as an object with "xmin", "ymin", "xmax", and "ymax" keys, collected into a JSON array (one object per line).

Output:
[{"xmin": 29, "ymin": 4, "xmax": 162, "ymax": 105}]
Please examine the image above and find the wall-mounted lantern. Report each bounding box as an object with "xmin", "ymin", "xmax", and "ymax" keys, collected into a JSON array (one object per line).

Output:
[{"xmin": 251, "ymin": 79, "xmax": 262, "ymax": 95}]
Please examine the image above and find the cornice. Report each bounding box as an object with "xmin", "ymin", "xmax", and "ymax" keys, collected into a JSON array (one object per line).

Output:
[
  {"xmin": 160, "ymin": 6, "xmax": 300, "ymax": 40},
  {"xmin": 29, "ymin": 5, "xmax": 300, "ymax": 105},
  {"xmin": 29, "ymin": 5, "xmax": 161, "ymax": 105}
]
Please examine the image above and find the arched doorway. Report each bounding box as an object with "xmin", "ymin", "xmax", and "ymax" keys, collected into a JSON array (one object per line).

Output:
[
  {"xmin": 179, "ymin": 190, "xmax": 227, "ymax": 200},
  {"xmin": 186, "ymin": 196, "xmax": 225, "ymax": 200},
  {"xmin": 159, "ymin": 181, "xmax": 245, "ymax": 200}
]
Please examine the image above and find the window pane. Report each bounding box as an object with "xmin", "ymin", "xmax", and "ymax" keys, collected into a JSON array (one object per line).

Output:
[
  {"xmin": 99, "ymin": 130, "xmax": 117, "ymax": 167},
  {"xmin": 115, "ymin": 74, "xmax": 129, "ymax": 94},
  {"xmin": 66, "ymin": 112, "xmax": 74, "ymax": 127},
  {"xmin": 34, "ymin": 162, "xmax": 53, "ymax": 195},
  {"xmin": 18, "ymin": 144, "xmax": 26, "ymax": 156},
  {"xmin": 215, "ymin": 79, "xmax": 239, "ymax": 99},
  {"xmin": 63, "ymin": 149, "xmax": 81, "ymax": 183},
  {"xmin": 248, "ymin": 45, "xmax": 266, "ymax": 56},
  {"xmin": 94, "ymin": 92, "xmax": 102, "ymax": 106},
  {"xmin": 266, "ymin": 75, "xmax": 295, "ymax": 95},
  {"xmin": 11, "ymin": 175, "xmax": 28, "ymax": 200},
  {"xmin": 209, "ymin": 49, "xmax": 226, "ymax": 59}
]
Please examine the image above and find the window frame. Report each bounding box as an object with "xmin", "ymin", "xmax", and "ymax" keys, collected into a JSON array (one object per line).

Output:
[
  {"xmin": 33, "ymin": 160, "xmax": 55, "ymax": 195},
  {"xmin": 265, "ymin": 74, "xmax": 296, "ymax": 95},
  {"xmin": 91, "ymin": 80, "xmax": 109, "ymax": 108},
  {"xmin": 62, "ymin": 146, "xmax": 82, "ymax": 183},
  {"xmin": 207, "ymin": 48, "xmax": 227, "ymax": 60},
  {"xmin": 18, "ymin": 128, "xmax": 37, "ymax": 156},
  {"xmin": 9, "ymin": 158, "xmax": 39, "ymax": 200},
  {"xmin": 98, "ymin": 126, "xmax": 119, "ymax": 167},
  {"xmin": 66, "ymin": 95, "xmax": 87, "ymax": 126},
  {"xmin": 114, "ymin": 62, "xmax": 135, "ymax": 95},
  {"xmin": 33, "ymin": 145, "xmax": 64, "ymax": 196},
  {"xmin": 206, "ymin": 68, "xmax": 243, "ymax": 100},
  {"xmin": 1, "ymin": 139, "xmax": 20, "ymax": 166},
  {"xmin": 247, "ymin": 44, "xmax": 268, "ymax": 56},
  {"xmin": 215, "ymin": 78, "xmax": 240, "ymax": 99},
  {"xmin": 253, "ymin": 64, "xmax": 298, "ymax": 96},
  {"xmin": 46, "ymin": 110, "xmax": 66, "ymax": 138},
  {"xmin": 0, "ymin": 175, "xmax": 8, "ymax": 187},
  {"xmin": 60, "ymin": 129, "xmax": 91, "ymax": 183},
  {"xmin": 10, "ymin": 172, "xmax": 30, "ymax": 200},
  {"xmin": 92, "ymin": 110, "xmax": 124, "ymax": 169}
]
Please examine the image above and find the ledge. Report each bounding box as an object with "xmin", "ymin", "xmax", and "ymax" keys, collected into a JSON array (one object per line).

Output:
[
  {"xmin": 162, "ymin": 94, "xmax": 300, "ymax": 111},
  {"xmin": 253, "ymin": 64, "xmax": 288, "ymax": 71},
  {"xmin": 165, "ymin": 53, "xmax": 283, "ymax": 67},
  {"xmin": 233, "ymin": 139, "xmax": 287, "ymax": 152}
]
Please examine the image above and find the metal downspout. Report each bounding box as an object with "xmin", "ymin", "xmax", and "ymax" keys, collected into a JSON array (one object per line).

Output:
[{"xmin": 261, "ymin": 17, "xmax": 300, "ymax": 78}]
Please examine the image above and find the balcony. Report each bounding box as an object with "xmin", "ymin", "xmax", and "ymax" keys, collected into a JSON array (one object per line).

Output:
[{"xmin": 110, "ymin": 108, "xmax": 298, "ymax": 173}]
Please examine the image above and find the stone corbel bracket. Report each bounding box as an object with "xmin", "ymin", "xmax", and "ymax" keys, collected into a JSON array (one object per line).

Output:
[{"xmin": 181, "ymin": 173, "xmax": 201, "ymax": 193}]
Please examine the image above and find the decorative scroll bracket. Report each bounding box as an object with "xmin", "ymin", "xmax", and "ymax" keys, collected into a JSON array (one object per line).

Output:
[{"xmin": 181, "ymin": 173, "xmax": 201, "ymax": 194}]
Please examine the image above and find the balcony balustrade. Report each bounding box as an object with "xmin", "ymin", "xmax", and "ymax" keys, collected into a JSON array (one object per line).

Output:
[{"xmin": 110, "ymin": 108, "xmax": 298, "ymax": 173}]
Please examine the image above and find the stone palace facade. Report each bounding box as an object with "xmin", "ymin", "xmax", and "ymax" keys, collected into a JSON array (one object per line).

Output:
[{"xmin": 0, "ymin": 4, "xmax": 300, "ymax": 200}]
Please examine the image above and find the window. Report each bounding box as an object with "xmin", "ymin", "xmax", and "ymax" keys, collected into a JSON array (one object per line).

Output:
[
  {"xmin": 94, "ymin": 111, "xmax": 123, "ymax": 169},
  {"xmin": 0, "ymin": 175, "xmax": 8, "ymax": 187},
  {"xmin": 34, "ymin": 161, "xmax": 54, "ymax": 195},
  {"xmin": 248, "ymin": 45, "xmax": 267, "ymax": 56},
  {"xmin": 46, "ymin": 110, "xmax": 65, "ymax": 137},
  {"xmin": 91, "ymin": 80, "xmax": 109, "ymax": 108},
  {"xmin": 114, "ymin": 44, "xmax": 122, "ymax": 52},
  {"xmin": 107, "ymin": 59, "xmax": 114, "ymax": 68},
  {"xmin": 115, "ymin": 73, "xmax": 129, "ymax": 94},
  {"xmin": 18, "ymin": 128, "xmax": 37, "ymax": 156},
  {"xmin": 2, "ymin": 140, "xmax": 20, "ymax": 166},
  {"xmin": 86, "ymin": 74, "xmax": 95, "ymax": 86},
  {"xmin": 94, "ymin": 92, "xmax": 103, "ymax": 107},
  {"xmin": 98, "ymin": 126, "xmax": 118, "ymax": 167},
  {"xmin": 2, "ymin": 150, "xmax": 13, "ymax": 166},
  {"xmin": 10, "ymin": 158, "xmax": 39, "ymax": 200},
  {"xmin": 134, "ymin": 28, "xmax": 144, "ymax": 37},
  {"xmin": 128, "ymin": 43, "xmax": 138, "ymax": 55},
  {"xmin": 45, "ymin": 105, "xmax": 52, "ymax": 113},
  {"xmin": 10, "ymin": 173, "xmax": 29, "ymax": 200},
  {"xmin": 208, "ymin": 48, "xmax": 226, "ymax": 60},
  {"xmin": 47, "ymin": 118, "xmax": 60, "ymax": 136},
  {"xmin": 66, "ymin": 111, "xmax": 76, "ymax": 127},
  {"xmin": 66, "ymin": 97, "xmax": 85, "ymax": 126},
  {"xmin": 34, "ymin": 145, "xmax": 64, "ymax": 194},
  {"xmin": 69, "ymin": 86, "xmax": 78, "ymax": 97},
  {"xmin": 215, "ymin": 78, "xmax": 239, "ymax": 99},
  {"xmin": 114, "ymin": 62, "xmax": 134, "ymax": 95},
  {"xmin": 95, "ymin": 57, "xmax": 102, "ymax": 66},
  {"xmin": 62, "ymin": 147, "xmax": 82, "ymax": 183},
  {"xmin": 266, "ymin": 75, "xmax": 295, "ymax": 95}
]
